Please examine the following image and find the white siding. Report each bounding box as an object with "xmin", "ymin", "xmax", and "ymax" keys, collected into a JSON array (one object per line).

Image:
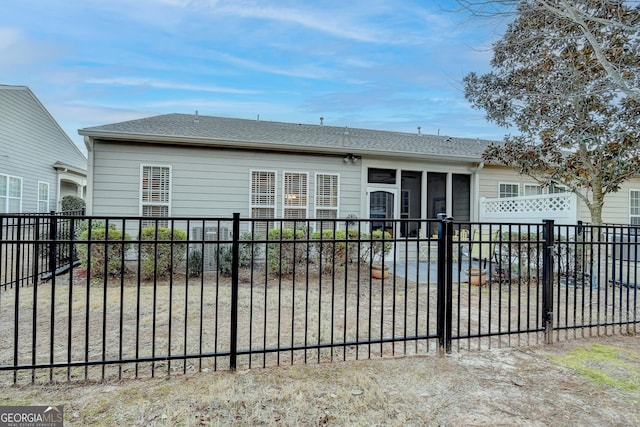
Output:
[
  {"xmin": 91, "ymin": 141, "xmax": 362, "ymax": 218},
  {"xmin": 0, "ymin": 86, "xmax": 87, "ymax": 212},
  {"xmin": 90, "ymin": 141, "xmax": 640, "ymax": 226},
  {"xmin": 479, "ymin": 165, "xmax": 640, "ymax": 224},
  {"xmin": 601, "ymin": 178, "xmax": 640, "ymax": 224}
]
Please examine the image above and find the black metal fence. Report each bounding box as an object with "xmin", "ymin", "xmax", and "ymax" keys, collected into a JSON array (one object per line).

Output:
[
  {"xmin": 0, "ymin": 213, "xmax": 638, "ymax": 383},
  {"xmin": 0, "ymin": 210, "xmax": 84, "ymax": 290}
]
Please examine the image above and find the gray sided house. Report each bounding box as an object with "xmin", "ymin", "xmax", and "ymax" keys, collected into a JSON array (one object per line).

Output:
[
  {"xmin": 79, "ymin": 113, "xmax": 640, "ymax": 233},
  {"xmin": 79, "ymin": 113, "xmax": 495, "ymax": 237},
  {"xmin": 0, "ymin": 85, "xmax": 87, "ymax": 213}
]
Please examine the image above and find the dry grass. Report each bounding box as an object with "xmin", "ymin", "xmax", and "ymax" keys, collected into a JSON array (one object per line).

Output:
[
  {"xmin": 1, "ymin": 261, "xmax": 639, "ymax": 425},
  {"xmin": 1, "ymin": 335, "xmax": 639, "ymax": 426},
  {"xmin": 1, "ymin": 262, "xmax": 638, "ymax": 386},
  {"xmin": 1, "ymin": 264, "xmax": 440, "ymax": 382}
]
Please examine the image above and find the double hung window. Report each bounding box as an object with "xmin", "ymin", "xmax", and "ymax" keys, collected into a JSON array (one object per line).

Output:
[
  {"xmin": 141, "ymin": 165, "xmax": 171, "ymax": 226},
  {"xmin": 0, "ymin": 174, "xmax": 22, "ymax": 213}
]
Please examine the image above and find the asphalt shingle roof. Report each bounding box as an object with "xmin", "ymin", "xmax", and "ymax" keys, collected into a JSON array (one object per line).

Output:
[{"xmin": 79, "ymin": 113, "xmax": 501, "ymax": 160}]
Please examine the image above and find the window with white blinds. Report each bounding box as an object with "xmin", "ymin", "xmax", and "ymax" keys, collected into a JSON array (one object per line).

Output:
[
  {"xmin": 251, "ymin": 170, "xmax": 276, "ymax": 218},
  {"xmin": 250, "ymin": 171, "xmax": 276, "ymax": 234},
  {"xmin": 315, "ymin": 173, "xmax": 339, "ymax": 219},
  {"xmin": 283, "ymin": 172, "xmax": 308, "ymax": 224},
  {"xmin": 141, "ymin": 165, "xmax": 171, "ymax": 225},
  {"xmin": 0, "ymin": 174, "xmax": 22, "ymax": 213},
  {"xmin": 38, "ymin": 181, "xmax": 50, "ymax": 212}
]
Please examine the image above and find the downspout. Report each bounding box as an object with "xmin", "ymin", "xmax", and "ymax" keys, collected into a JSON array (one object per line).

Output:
[
  {"xmin": 56, "ymin": 171, "xmax": 62, "ymax": 211},
  {"xmin": 84, "ymin": 135, "xmax": 94, "ymax": 215},
  {"xmin": 473, "ymin": 162, "xmax": 485, "ymax": 222}
]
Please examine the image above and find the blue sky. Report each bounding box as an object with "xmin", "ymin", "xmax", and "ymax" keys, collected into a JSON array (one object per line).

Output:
[{"xmin": 1, "ymin": 0, "xmax": 511, "ymax": 154}]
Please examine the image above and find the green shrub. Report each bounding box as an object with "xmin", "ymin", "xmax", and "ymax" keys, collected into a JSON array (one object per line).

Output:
[
  {"xmin": 267, "ymin": 228, "xmax": 307, "ymax": 276},
  {"xmin": 350, "ymin": 229, "xmax": 393, "ymax": 264},
  {"xmin": 307, "ymin": 228, "xmax": 392, "ymax": 269},
  {"xmin": 188, "ymin": 248, "xmax": 203, "ymax": 278},
  {"xmin": 139, "ymin": 226, "xmax": 188, "ymax": 280},
  {"xmin": 310, "ymin": 229, "xmax": 362, "ymax": 274},
  {"xmin": 76, "ymin": 227, "xmax": 131, "ymax": 278},
  {"xmin": 218, "ymin": 232, "xmax": 262, "ymax": 277},
  {"xmin": 371, "ymin": 229, "xmax": 393, "ymax": 261},
  {"xmin": 60, "ymin": 195, "xmax": 85, "ymax": 213}
]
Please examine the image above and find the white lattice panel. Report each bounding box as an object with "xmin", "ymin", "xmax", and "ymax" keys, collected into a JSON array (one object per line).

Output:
[{"xmin": 480, "ymin": 193, "xmax": 577, "ymax": 225}]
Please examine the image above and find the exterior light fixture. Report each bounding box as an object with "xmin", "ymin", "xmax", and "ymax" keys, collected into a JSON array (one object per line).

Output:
[{"xmin": 343, "ymin": 153, "xmax": 358, "ymax": 164}]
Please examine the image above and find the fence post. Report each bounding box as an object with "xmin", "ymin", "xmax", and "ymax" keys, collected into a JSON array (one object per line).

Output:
[
  {"xmin": 48, "ymin": 212, "xmax": 58, "ymax": 277},
  {"xmin": 229, "ymin": 212, "xmax": 240, "ymax": 371},
  {"xmin": 437, "ymin": 214, "xmax": 453, "ymax": 355},
  {"xmin": 33, "ymin": 216, "xmax": 41, "ymax": 286},
  {"xmin": 542, "ymin": 219, "xmax": 555, "ymax": 344}
]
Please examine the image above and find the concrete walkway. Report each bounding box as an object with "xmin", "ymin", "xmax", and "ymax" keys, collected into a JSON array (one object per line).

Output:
[{"xmin": 389, "ymin": 259, "xmax": 488, "ymax": 284}]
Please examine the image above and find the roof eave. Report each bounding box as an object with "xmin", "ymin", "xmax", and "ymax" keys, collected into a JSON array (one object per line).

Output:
[
  {"xmin": 53, "ymin": 161, "xmax": 87, "ymax": 175},
  {"xmin": 78, "ymin": 130, "xmax": 481, "ymax": 163}
]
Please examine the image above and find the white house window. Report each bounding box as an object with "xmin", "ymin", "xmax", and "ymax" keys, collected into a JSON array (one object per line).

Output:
[
  {"xmin": 251, "ymin": 170, "xmax": 276, "ymax": 234},
  {"xmin": 38, "ymin": 181, "xmax": 50, "ymax": 213},
  {"xmin": 549, "ymin": 183, "xmax": 567, "ymax": 193},
  {"xmin": 630, "ymin": 190, "xmax": 640, "ymax": 226},
  {"xmin": 0, "ymin": 174, "xmax": 22, "ymax": 213},
  {"xmin": 141, "ymin": 165, "xmax": 171, "ymax": 226},
  {"xmin": 315, "ymin": 173, "xmax": 339, "ymax": 220},
  {"xmin": 524, "ymin": 184, "xmax": 542, "ymax": 196},
  {"xmin": 283, "ymin": 172, "xmax": 308, "ymax": 227},
  {"xmin": 499, "ymin": 183, "xmax": 519, "ymax": 198}
]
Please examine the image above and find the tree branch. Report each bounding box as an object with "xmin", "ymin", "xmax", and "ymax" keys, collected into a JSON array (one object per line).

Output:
[{"xmin": 548, "ymin": 0, "xmax": 640, "ymax": 102}]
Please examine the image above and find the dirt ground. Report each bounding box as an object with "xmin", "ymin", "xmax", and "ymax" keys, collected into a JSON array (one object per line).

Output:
[{"xmin": 1, "ymin": 333, "xmax": 638, "ymax": 426}]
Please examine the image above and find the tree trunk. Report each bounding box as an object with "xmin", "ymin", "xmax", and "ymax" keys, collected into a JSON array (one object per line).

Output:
[{"xmin": 590, "ymin": 188, "xmax": 605, "ymax": 226}]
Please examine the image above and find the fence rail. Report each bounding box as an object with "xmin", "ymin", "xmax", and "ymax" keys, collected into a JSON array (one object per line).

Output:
[{"xmin": 0, "ymin": 213, "xmax": 638, "ymax": 383}]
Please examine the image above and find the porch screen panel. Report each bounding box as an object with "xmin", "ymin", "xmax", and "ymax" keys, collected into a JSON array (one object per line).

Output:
[
  {"xmin": 38, "ymin": 182, "xmax": 49, "ymax": 213},
  {"xmin": 251, "ymin": 170, "xmax": 276, "ymax": 235},
  {"xmin": 452, "ymin": 174, "xmax": 470, "ymax": 222},
  {"xmin": 368, "ymin": 168, "xmax": 396, "ymax": 184},
  {"xmin": 400, "ymin": 170, "xmax": 421, "ymax": 237},
  {"xmin": 284, "ymin": 172, "xmax": 308, "ymax": 228},
  {"xmin": 141, "ymin": 165, "xmax": 170, "ymax": 226},
  {"xmin": 631, "ymin": 190, "xmax": 640, "ymax": 226}
]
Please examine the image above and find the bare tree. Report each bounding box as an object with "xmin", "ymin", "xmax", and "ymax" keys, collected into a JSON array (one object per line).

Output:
[{"xmin": 463, "ymin": 0, "xmax": 640, "ymax": 225}]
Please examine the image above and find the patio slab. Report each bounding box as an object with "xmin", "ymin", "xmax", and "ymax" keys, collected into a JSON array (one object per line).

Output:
[{"xmin": 389, "ymin": 259, "xmax": 489, "ymax": 284}]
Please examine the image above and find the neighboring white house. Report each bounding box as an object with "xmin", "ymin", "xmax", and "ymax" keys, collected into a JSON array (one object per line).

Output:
[
  {"xmin": 78, "ymin": 113, "xmax": 640, "ymax": 233},
  {"xmin": 0, "ymin": 85, "xmax": 87, "ymax": 213}
]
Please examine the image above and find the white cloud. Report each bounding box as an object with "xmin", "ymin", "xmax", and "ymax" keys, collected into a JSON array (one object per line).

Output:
[
  {"xmin": 214, "ymin": 4, "xmax": 382, "ymax": 43},
  {"xmin": 0, "ymin": 0, "xmax": 504, "ymax": 151},
  {"xmin": 0, "ymin": 27, "xmax": 61, "ymax": 70},
  {"xmin": 179, "ymin": 0, "xmax": 434, "ymax": 45},
  {"xmin": 85, "ymin": 77, "xmax": 262, "ymax": 94},
  {"xmin": 207, "ymin": 51, "xmax": 335, "ymax": 80}
]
